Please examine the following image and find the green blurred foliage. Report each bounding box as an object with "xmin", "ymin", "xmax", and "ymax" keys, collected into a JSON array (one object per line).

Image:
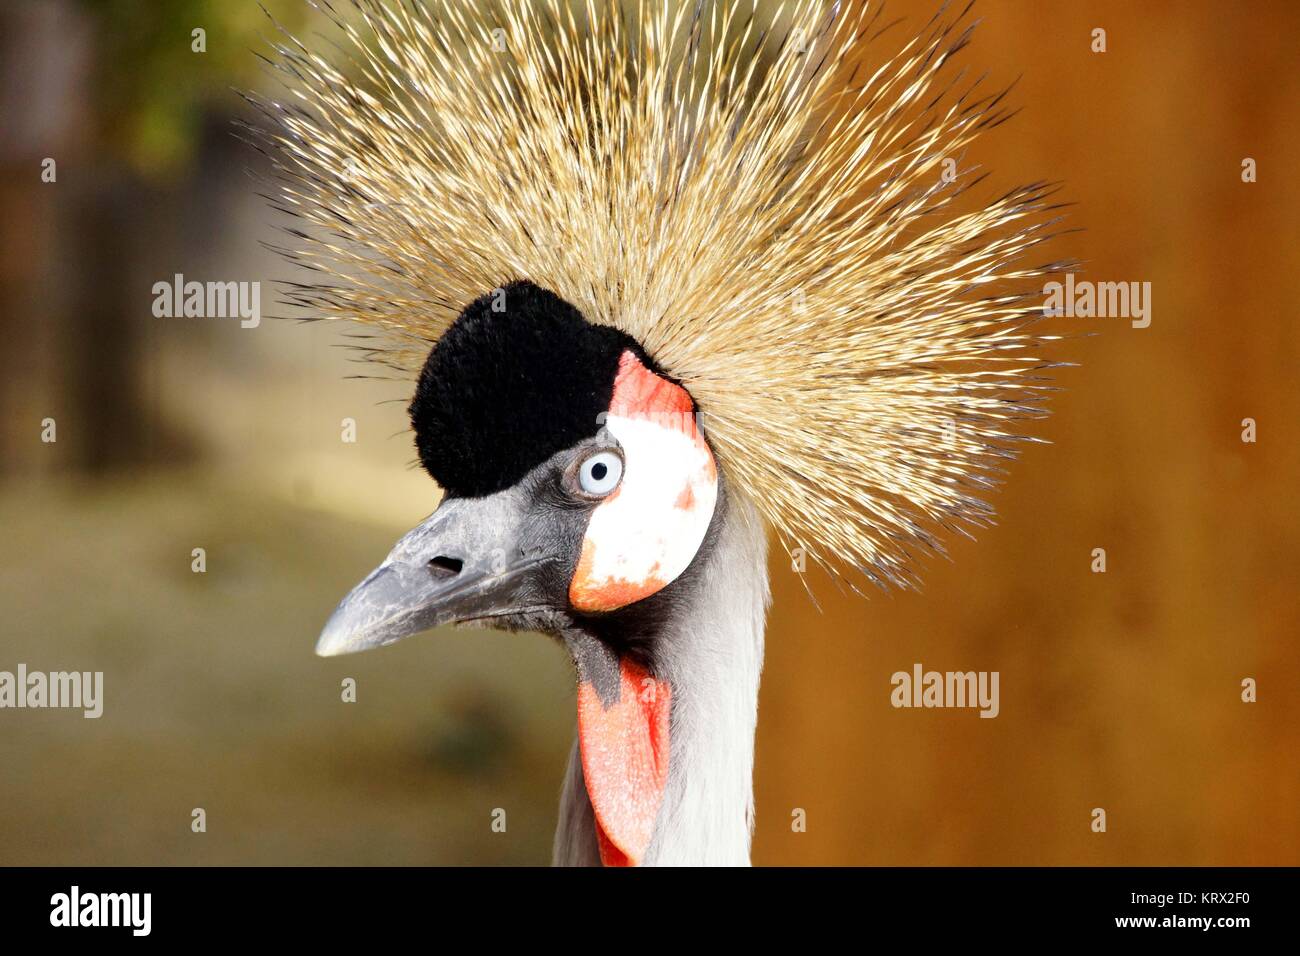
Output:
[{"xmin": 75, "ymin": 0, "xmax": 313, "ymax": 176}]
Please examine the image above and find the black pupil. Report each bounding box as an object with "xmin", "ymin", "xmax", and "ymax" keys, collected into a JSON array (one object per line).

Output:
[{"xmin": 590, "ymin": 462, "xmax": 608, "ymax": 481}]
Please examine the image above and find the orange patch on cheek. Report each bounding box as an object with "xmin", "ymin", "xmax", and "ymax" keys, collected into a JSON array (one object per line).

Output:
[
  {"xmin": 569, "ymin": 350, "xmax": 717, "ymax": 613},
  {"xmin": 571, "ymin": 539, "xmax": 668, "ymax": 611},
  {"xmin": 608, "ymin": 351, "xmax": 693, "ymax": 421},
  {"xmin": 675, "ymin": 483, "xmax": 695, "ymax": 510}
]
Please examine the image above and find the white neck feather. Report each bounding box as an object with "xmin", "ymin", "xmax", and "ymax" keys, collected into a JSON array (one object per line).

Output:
[{"xmin": 552, "ymin": 492, "xmax": 770, "ymax": 866}]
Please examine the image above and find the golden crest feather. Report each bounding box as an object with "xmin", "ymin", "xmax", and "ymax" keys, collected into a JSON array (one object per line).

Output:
[{"xmin": 253, "ymin": 0, "xmax": 1072, "ymax": 588}]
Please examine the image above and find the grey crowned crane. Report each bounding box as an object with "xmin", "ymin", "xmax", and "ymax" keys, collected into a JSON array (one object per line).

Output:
[{"xmin": 255, "ymin": 0, "xmax": 1067, "ymax": 866}]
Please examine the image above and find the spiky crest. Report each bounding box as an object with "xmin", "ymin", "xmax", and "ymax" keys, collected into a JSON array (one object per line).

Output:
[{"xmin": 251, "ymin": 0, "xmax": 1072, "ymax": 588}]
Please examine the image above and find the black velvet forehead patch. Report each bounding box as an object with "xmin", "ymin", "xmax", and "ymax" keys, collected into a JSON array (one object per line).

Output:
[{"xmin": 409, "ymin": 281, "xmax": 644, "ymax": 498}]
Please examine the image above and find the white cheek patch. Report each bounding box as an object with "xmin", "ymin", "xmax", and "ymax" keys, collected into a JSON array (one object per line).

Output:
[{"xmin": 569, "ymin": 353, "xmax": 717, "ymax": 612}]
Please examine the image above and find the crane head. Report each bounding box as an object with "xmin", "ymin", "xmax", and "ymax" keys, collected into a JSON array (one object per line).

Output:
[
  {"xmin": 315, "ymin": 279, "xmax": 718, "ymax": 656},
  {"xmin": 315, "ymin": 281, "xmax": 715, "ymax": 866}
]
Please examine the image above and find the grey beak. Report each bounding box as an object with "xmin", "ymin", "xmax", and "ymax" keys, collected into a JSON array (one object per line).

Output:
[{"xmin": 315, "ymin": 491, "xmax": 546, "ymax": 657}]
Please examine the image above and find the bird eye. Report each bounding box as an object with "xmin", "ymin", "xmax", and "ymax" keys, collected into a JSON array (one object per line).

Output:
[{"xmin": 577, "ymin": 450, "xmax": 623, "ymax": 497}]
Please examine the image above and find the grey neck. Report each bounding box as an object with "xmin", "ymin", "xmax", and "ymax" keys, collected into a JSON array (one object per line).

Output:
[{"xmin": 552, "ymin": 493, "xmax": 771, "ymax": 866}]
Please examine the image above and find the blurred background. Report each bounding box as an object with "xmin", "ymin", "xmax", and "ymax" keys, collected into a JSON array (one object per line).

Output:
[{"xmin": 1, "ymin": 0, "xmax": 1296, "ymax": 865}]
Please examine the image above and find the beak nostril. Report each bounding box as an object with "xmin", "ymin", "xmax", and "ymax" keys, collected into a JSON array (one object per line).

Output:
[{"xmin": 428, "ymin": 556, "xmax": 463, "ymax": 579}]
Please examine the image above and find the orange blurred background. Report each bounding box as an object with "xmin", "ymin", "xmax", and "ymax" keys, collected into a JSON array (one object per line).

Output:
[
  {"xmin": 1, "ymin": 0, "xmax": 1296, "ymax": 865},
  {"xmin": 757, "ymin": 0, "xmax": 1300, "ymax": 865}
]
